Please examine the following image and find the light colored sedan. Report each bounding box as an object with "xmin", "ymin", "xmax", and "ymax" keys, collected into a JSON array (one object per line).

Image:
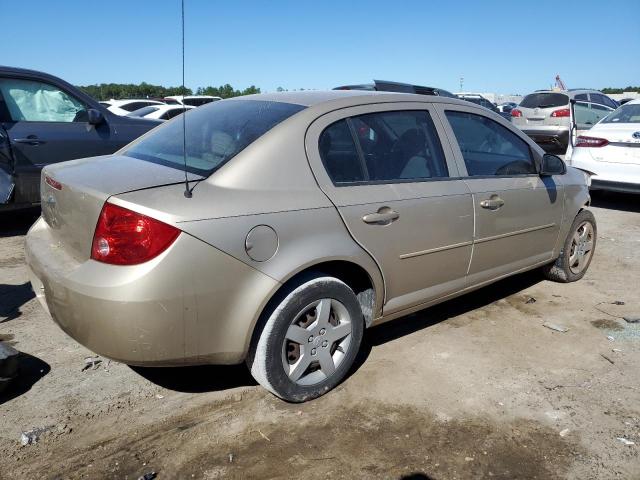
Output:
[
  {"xmin": 568, "ymin": 99, "xmax": 640, "ymax": 193},
  {"xmin": 26, "ymin": 91, "xmax": 595, "ymax": 402},
  {"xmin": 127, "ymin": 104, "xmax": 194, "ymax": 121}
]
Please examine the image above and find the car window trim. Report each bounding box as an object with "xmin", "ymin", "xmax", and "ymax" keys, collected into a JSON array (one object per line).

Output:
[{"xmin": 325, "ymin": 108, "xmax": 455, "ymax": 188}]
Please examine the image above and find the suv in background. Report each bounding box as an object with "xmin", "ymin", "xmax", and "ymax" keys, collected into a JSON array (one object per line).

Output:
[
  {"xmin": 334, "ymin": 79, "xmax": 456, "ymax": 98},
  {"xmin": 0, "ymin": 66, "xmax": 161, "ymax": 211},
  {"xmin": 511, "ymin": 89, "xmax": 618, "ymax": 154}
]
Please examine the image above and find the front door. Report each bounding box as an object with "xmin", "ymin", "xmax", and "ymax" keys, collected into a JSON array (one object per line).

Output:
[
  {"xmin": 0, "ymin": 77, "xmax": 117, "ymax": 204},
  {"xmin": 306, "ymin": 103, "xmax": 474, "ymax": 315},
  {"xmin": 439, "ymin": 107, "xmax": 565, "ymax": 285}
]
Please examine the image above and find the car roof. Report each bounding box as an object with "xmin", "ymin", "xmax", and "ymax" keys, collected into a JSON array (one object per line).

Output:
[
  {"xmin": 110, "ymin": 99, "xmax": 165, "ymax": 105},
  {"xmin": 229, "ymin": 89, "xmax": 482, "ymax": 111},
  {"xmin": 626, "ymin": 99, "xmax": 640, "ymax": 105}
]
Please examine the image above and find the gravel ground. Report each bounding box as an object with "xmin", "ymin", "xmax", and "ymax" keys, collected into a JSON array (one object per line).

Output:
[{"xmin": 1, "ymin": 193, "xmax": 639, "ymax": 480}]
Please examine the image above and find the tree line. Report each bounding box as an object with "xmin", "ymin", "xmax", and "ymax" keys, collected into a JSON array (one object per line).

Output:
[
  {"xmin": 601, "ymin": 86, "xmax": 640, "ymax": 94},
  {"xmin": 78, "ymin": 82, "xmax": 261, "ymax": 100}
]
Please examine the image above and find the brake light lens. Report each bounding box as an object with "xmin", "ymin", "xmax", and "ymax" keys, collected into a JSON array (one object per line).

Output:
[
  {"xmin": 91, "ymin": 203, "xmax": 180, "ymax": 265},
  {"xmin": 550, "ymin": 108, "xmax": 570, "ymax": 118},
  {"xmin": 511, "ymin": 109, "xmax": 522, "ymax": 117},
  {"xmin": 575, "ymin": 136, "xmax": 609, "ymax": 148}
]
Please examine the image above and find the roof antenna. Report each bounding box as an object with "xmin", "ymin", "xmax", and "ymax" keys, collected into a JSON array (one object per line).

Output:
[{"xmin": 181, "ymin": 0, "xmax": 192, "ymax": 198}]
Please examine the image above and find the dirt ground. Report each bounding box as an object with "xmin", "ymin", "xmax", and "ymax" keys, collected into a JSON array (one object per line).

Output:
[{"xmin": 1, "ymin": 193, "xmax": 639, "ymax": 480}]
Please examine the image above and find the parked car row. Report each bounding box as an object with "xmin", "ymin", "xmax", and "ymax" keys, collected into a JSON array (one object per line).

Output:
[{"xmin": 101, "ymin": 95, "xmax": 219, "ymax": 117}]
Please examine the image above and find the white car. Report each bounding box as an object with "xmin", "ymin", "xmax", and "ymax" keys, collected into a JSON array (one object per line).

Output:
[
  {"xmin": 164, "ymin": 95, "xmax": 221, "ymax": 107},
  {"xmin": 106, "ymin": 99, "xmax": 166, "ymax": 116},
  {"xmin": 127, "ymin": 104, "xmax": 194, "ymax": 121},
  {"xmin": 568, "ymin": 99, "xmax": 640, "ymax": 193}
]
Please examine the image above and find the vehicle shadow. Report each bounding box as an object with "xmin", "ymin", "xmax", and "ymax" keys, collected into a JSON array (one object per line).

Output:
[
  {"xmin": 130, "ymin": 363, "xmax": 257, "ymax": 393},
  {"xmin": 0, "ymin": 351, "xmax": 51, "ymax": 405},
  {"xmin": 0, "ymin": 207, "xmax": 39, "ymax": 238},
  {"xmin": 0, "ymin": 283, "xmax": 35, "ymax": 322},
  {"xmin": 365, "ymin": 270, "xmax": 542, "ymax": 348},
  {"xmin": 590, "ymin": 191, "xmax": 640, "ymax": 213}
]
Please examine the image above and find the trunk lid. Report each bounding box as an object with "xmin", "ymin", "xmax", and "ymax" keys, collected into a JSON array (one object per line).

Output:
[
  {"xmin": 40, "ymin": 154, "xmax": 201, "ymax": 261},
  {"xmin": 587, "ymin": 124, "xmax": 640, "ymax": 165}
]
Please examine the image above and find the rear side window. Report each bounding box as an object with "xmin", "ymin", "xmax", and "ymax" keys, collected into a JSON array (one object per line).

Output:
[
  {"xmin": 520, "ymin": 93, "xmax": 568, "ymax": 109},
  {"xmin": 165, "ymin": 108, "xmax": 187, "ymax": 119},
  {"xmin": 120, "ymin": 101, "xmax": 158, "ymax": 112},
  {"xmin": 445, "ymin": 111, "xmax": 535, "ymax": 176},
  {"xmin": 319, "ymin": 110, "xmax": 449, "ymax": 185},
  {"xmin": 319, "ymin": 120, "xmax": 365, "ymax": 183}
]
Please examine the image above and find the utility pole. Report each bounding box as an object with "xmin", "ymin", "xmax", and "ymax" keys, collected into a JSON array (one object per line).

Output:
[{"xmin": 459, "ymin": 76, "xmax": 464, "ymax": 92}]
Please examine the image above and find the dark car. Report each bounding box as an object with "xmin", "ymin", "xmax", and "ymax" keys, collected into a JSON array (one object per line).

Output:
[
  {"xmin": 0, "ymin": 66, "xmax": 161, "ymax": 211},
  {"xmin": 456, "ymin": 93, "xmax": 510, "ymax": 120},
  {"xmin": 334, "ymin": 79, "xmax": 457, "ymax": 98}
]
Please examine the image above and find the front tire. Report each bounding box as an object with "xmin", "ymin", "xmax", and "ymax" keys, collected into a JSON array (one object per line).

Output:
[
  {"xmin": 542, "ymin": 209, "xmax": 597, "ymax": 283},
  {"xmin": 247, "ymin": 275, "xmax": 364, "ymax": 402}
]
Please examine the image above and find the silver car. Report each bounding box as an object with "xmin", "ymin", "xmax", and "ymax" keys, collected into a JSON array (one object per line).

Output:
[
  {"xmin": 511, "ymin": 89, "xmax": 618, "ymax": 154},
  {"xmin": 26, "ymin": 91, "xmax": 596, "ymax": 402}
]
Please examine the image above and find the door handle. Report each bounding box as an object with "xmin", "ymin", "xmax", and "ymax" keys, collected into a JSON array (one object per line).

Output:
[
  {"xmin": 14, "ymin": 137, "xmax": 46, "ymax": 145},
  {"xmin": 480, "ymin": 196, "xmax": 505, "ymax": 210},
  {"xmin": 362, "ymin": 207, "xmax": 400, "ymax": 225}
]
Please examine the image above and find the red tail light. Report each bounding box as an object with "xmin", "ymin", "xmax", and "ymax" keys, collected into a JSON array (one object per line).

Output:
[
  {"xmin": 575, "ymin": 136, "xmax": 609, "ymax": 148},
  {"xmin": 91, "ymin": 203, "xmax": 180, "ymax": 265},
  {"xmin": 511, "ymin": 109, "xmax": 522, "ymax": 117},
  {"xmin": 550, "ymin": 108, "xmax": 570, "ymax": 118}
]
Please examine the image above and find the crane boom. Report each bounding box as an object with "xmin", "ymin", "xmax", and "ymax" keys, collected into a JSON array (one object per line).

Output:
[{"xmin": 555, "ymin": 75, "xmax": 567, "ymax": 90}]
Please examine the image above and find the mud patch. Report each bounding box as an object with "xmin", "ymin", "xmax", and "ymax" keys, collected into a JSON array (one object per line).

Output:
[
  {"xmin": 591, "ymin": 319, "xmax": 624, "ymax": 331},
  {"xmin": 13, "ymin": 398, "xmax": 581, "ymax": 480}
]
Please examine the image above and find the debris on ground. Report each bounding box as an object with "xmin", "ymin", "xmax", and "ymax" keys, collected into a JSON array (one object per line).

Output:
[
  {"xmin": 0, "ymin": 342, "xmax": 20, "ymax": 393},
  {"xmin": 616, "ymin": 437, "xmax": 635, "ymax": 446},
  {"xmin": 623, "ymin": 316, "xmax": 640, "ymax": 324},
  {"xmin": 612, "ymin": 348, "xmax": 623, "ymax": 353},
  {"xmin": 600, "ymin": 354, "xmax": 615, "ymax": 365},
  {"xmin": 525, "ymin": 296, "xmax": 536, "ymax": 304},
  {"xmin": 607, "ymin": 336, "xmax": 615, "ymax": 341},
  {"xmin": 82, "ymin": 356, "xmax": 102, "ymax": 372},
  {"xmin": 20, "ymin": 426, "xmax": 52, "ymax": 446},
  {"xmin": 228, "ymin": 453, "xmax": 234, "ymax": 463},
  {"xmin": 613, "ymin": 300, "xmax": 626, "ymax": 306},
  {"xmin": 257, "ymin": 429, "xmax": 271, "ymax": 442},
  {"xmin": 559, "ymin": 429, "xmax": 570, "ymax": 437},
  {"xmin": 137, "ymin": 472, "xmax": 157, "ymax": 480},
  {"xmin": 155, "ymin": 394, "xmax": 164, "ymax": 399},
  {"xmin": 543, "ymin": 323, "xmax": 569, "ymax": 333}
]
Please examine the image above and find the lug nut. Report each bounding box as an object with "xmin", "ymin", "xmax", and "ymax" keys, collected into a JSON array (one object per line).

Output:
[
  {"xmin": 319, "ymin": 328, "xmax": 326, "ymax": 335},
  {"xmin": 311, "ymin": 348, "xmax": 317, "ymax": 356},
  {"xmin": 308, "ymin": 336, "xmax": 314, "ymax": 343},
  {"xmin": 322, "ymin": 340, "xmax": 328, "ymax": 347}
]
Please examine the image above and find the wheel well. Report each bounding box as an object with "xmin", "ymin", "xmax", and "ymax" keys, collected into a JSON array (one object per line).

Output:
[{"xmin": 246, "ymin": 261, "xmax": 377, "ymax": 363}]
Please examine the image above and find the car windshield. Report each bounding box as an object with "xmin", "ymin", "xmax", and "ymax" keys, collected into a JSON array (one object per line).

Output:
[
  {"xmin": 520, "ymin": 93, "xmax": 568, "ymax": 109},
  {"xmin": 602, "ymin": 103, "xmax": 640, "ymax": 124},
  {"xmin": 123, "ymin": 99, "xmax": 305, "ymax": 176},
  {"xmin": 127, "ymin": 106, "xmax": 160, "ymax": 117}
]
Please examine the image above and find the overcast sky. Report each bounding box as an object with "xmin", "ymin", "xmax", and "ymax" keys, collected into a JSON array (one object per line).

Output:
[{"xmin": 3, "ymin": 0, "xmax": 639, "ymax": 94}]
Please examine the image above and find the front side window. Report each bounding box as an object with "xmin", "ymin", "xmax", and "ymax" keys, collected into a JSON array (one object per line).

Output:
[
  {"xmin": 0, "ymin": 78, "xmax": 87, "ymax": 122},
  {"xmin": 319, "ymin": 110, "xmax": 449, "ymax": 184},
  {"xmin": 445, "ymin": 110, "xmax": 535, "ymax": 176},
  {"xmin": 124, "ymin": 100, "xmax": 305, "ymax": 176}
]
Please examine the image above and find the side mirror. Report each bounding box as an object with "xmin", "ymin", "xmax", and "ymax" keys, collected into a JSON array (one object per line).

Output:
[
  {"xmin": 87, "ymin": 108, "xmax": 104, "ymax": 126},
  {"xmin": 540, "ymin": 154, "xmax": 566, "ymax": 176}
]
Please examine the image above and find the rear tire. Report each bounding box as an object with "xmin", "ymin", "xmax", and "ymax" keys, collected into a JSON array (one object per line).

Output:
[
  {"xmin": 542, "ymin": 209, "xmax": 597, "ymax": 283},
  {"xmin": 247, "ymin": 275, "xmax": 364, "ymax": 402}
]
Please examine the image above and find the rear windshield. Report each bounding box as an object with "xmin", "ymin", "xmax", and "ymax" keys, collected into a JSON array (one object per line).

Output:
[
  {"xmin": 123, "ymin": 100, "xmax": 305, "ymax": 176},
  {"xmin": 127, "ymin": 106, "xmax": 159, "ymax": 117},
  {"xmin": 182, "ymin": 97, "xmax": 216, "ymax": 106},
  {"xmin": 602, "ymin": 103, "xmax": 640, "ymax": 124},
  {"xmin": 520, "ymin": 93, "xmax": 568, "ymax": 109}
]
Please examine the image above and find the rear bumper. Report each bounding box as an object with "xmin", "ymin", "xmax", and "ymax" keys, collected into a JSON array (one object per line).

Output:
[
  {"xmin": 519, "ymin": 126, "xmax": 569, "ymax": 153},
  {"xmin": 25, "ymin": 217, "xmax": 279, "ymax": 366},
  {"xmin": 568, "ymin": 149, "xmax": 640, "ymax": 194}
]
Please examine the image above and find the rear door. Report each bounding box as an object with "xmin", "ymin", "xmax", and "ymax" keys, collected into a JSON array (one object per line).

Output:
[
  {"xmin": 438, "ymin": 105, "xmax": 564, "ymax": 285},
  {"xmin": 0, "ymin": 76, "xmax": 119, "ymax": 204},
  {"xmin": 306, "ymin": 102, "xmax": 474, "ymax": 315}
]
